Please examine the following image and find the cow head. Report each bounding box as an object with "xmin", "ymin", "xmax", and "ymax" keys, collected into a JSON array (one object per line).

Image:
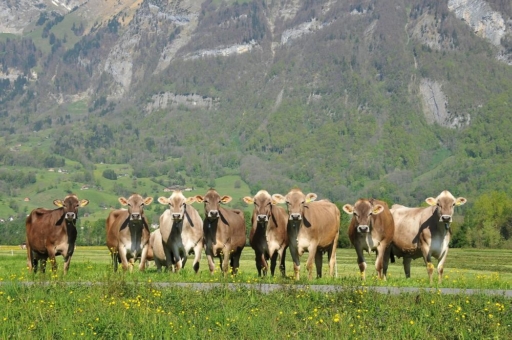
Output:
[
  {"xmin": 194, "ymin": 189, "xmax": 232, "ymax": 221},
  {"xmin": 157, "ymin": 190, "xmax": 196, "ymax": 221},
  {"xmin": 342, "ymin": 199, "xmax": 384, "ymax": 233},
  {"xmin": 243, "ymin": 190, "xmax": 277, "ymax": 224},
  {"xmin": 425, "ymin": 190, "xmax": 467, "ymax": 225},
  {"xmin": 53, "ymin": 194, "xmax": 89, "ymax": 223},
  {"xmin": 119, "ymin": 194, "xmax": 153, "ymax": 221},
  {"xmin": 272, "ymin": 188, "xmax": 317, "ymax": 221}
]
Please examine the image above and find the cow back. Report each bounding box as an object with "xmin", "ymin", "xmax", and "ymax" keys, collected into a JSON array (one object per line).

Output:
[{"xmin": 219, "ymin": 206, "xmax": 246, "ymax": 248}]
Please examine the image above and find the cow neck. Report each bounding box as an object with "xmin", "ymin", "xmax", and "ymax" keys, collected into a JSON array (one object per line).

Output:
[
  {"xmin": 120, "ymin": 215, "xmax": 149, "ymax": 232},
  {"xmin": 184, "ymin": 205, "xmax": 195, "ymax": 227},
  {"xmin": 55, "ymin": 208, "xmax": 72, "ymax": 226}
]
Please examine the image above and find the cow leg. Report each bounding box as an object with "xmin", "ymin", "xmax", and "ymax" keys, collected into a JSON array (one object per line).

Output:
[
  {"xmin": 192, "ymin": 243, "xmax": 202, "ymax": 273},
  {"xmin": 278, "ymin": 247, "xmax": 287, "ymax": 277},
  {"xmin": 437, "ymin": 248, "xmax": 449, "ymax": 284},
  {"xmin": 26, "ymin": 244, "xmax": 34, "ymax": 272},
  {"xmin": 254, "ymin": 251, "xmax": 263, "ymax": 276},
  {"xmin": 355, "ymin": 246, "xmax": 367, "ymax": 280},
  {"xmin": 381, "ymin": 246, "xmax": 391, "ymax": 281},
  {"xmin": 314, "ymin": 250, "xmax": 323, "ymax": 279},
  {"xmin": 231, "ymin": 248, "xmax": 242, "ymax": 275},
  {"xmin": 262, "ymin": 253, "xmax": 269, "ymax": 276},
  {"xmin": 269, "ymin": 251, "xmax": 278, "ymax": 276},
  {"xmin": 63, "ymin": 255, "xmax": 72, "ymax": 274},
  {"xmin": 118, "ymin": 246, "xmax": 131, "ymax": 272},
  {"xmin": 403, "ymin": 257, "xmax": 412, "ymax": 278},
  {"xmin": 328, "ymin": 239, "xmax": 338, "ymax": 278},
  {"xmin": 138, "ymin": 245, "xmax": 148, "ymax": 272}
]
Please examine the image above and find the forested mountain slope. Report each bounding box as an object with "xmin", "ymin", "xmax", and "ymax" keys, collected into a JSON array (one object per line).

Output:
[{"xmin": 1, "ymin": 0, "xmax": 512, "ymax": 247}]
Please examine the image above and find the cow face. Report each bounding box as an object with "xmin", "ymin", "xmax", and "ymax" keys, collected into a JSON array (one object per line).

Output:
[
  {"xmin": 342, "ymin": 199, "xmax": 384, "ymax": 233},
  {"xmin": 157, "ymin": 190, "xmax": 196, "ymax": 221},
  {"xmin": 272, "ymin": 189, "xmax": 317, "ymax": 221},
  {"xmin": 243, "ymin": 190, "xmax": 277, "ymax": 223},
  {"xmin": 119, "ymin": 194, "xmax": 153, "ymax": 221},
  {"xmin": 53, "ymin": 194, "xmax": 89, "ymax": 222},
  {"xmin": 195, "ymin": 189, "xmax": 232, "ymax": 221},
  {"xmin": 425, "ymin": 190, "xmax": 467, "ymax": 224}
]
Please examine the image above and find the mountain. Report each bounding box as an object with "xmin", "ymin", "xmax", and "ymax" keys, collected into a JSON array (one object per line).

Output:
[{"xmin": 1, "ymin": 0, "xmax": 512, "ymax": 213}]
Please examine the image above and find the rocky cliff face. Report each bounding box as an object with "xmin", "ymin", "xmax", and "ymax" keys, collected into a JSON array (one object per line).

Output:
[{"xmin": 1, "ymin": 0, "xmax": 511, "ymax": 128}]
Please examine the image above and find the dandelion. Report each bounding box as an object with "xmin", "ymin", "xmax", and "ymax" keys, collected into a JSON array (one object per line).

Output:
[{"xmin": 410, "ymin": 321, "xmax": 414, "ymax": 325}]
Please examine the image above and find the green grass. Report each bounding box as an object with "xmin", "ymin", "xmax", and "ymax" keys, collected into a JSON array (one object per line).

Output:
[{"xmin": 0, "ymin": 247, "xmax": 511, "ymax": 338}]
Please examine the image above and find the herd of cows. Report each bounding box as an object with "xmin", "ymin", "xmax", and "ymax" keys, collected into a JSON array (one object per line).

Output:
[{"xmin": 23, "ymin": 188, "xmax": 467, "ymax": 283}]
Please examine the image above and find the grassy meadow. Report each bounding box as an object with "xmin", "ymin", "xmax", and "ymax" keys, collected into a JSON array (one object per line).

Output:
[{"xmin": 1, "ymin": 246, "xmax": 511, "ymax": 338}]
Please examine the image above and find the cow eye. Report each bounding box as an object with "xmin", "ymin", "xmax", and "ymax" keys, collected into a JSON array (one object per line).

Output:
[{"xmin": 353, "ymin": 212, "xmax": 358, "ymax": 217}]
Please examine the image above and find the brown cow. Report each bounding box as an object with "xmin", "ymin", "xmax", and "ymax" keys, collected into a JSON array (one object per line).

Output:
[
  {"xmin": 272, "ymin": 189, "xmax": 340, "ymax": 280},
  {"xmin": 243, "ymin": 190, "xmax": 288, "ymax": 277},
  {"xmin": 194, "ymin": 189, "xmax": 246, "ymax": 275},
  {"xmin": 390, "ymin": 190, "xmax": 467, "ymax": 284},
  {"xmin": 157, "ymin": 190, "xmax": 204, "ymax": 273},
  {"xmin": 106, "ymin": 194, "xmax": 153, "ymax": 272},
  {"xmin": 25, "ymin": 194, "xmax": 89, "ymax": 274},
  {"xmin": 148, "ymin": 229, "xmax": 167, "ymax": 272},
  {"xmin": 342, "ymin": 199, "xmax": 394, "ymax": 280}
]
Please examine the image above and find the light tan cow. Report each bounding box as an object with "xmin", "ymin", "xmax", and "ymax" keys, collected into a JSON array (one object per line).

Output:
[
  {"xmin": 157, "ymin": 190, "xmax": 204, "ymax": 273},
  {"xmin": 243, "ymin": 190, "xmax": 288, "ymax": 277},
  {"xmin": 272, "ymin": 189, "xmax": 340, "ymax": 280},
  {"xmin": 148, "ymin": 229, "xmax": 166, "ymax": 272},
  {"xmin": 195, "ymin": 189, "xmax": 246, "ymax": 275},
  {"xmin": 106, "ymin": 194, "xmax": 153, "ymax": 272},
  {"xmin": 342, "ymin": 199, "xmax": 394, "ymax": 280},
  {"xmin": 25, "ymin": 194, "xmax": 89, "ymax": 274},
  {"xmin": 390, "ymin": 190, "xmax": 467, "ymax": 284}
]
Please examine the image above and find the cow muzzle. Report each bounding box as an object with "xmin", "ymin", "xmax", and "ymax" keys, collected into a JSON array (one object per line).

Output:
[
  {"xmin": 131, "ymin": 213, "xmax": 142, "ymax": 220},
  {"xmin": 65, "ymin": 212, "xmax": 76, "ymax": 220},
  {"xmin": 257, "ymin": 214, "xmax": 268, "ymax": 222},
  {"xmin": 172, "ymin": 213, "xmax": 183, "ymax": 220},
  {"xmin": 289, "ymin": 213, "xmax": 302, "ymax": 221},
  {"xmin": 440, "ymin": 215, "xmax": 452, "ymax": 223},
  {"xmin": 357, "ymin": 225, "xmax": 370, "ymax": 233},
  {"xmin": 208, "ymin": 210, "xmax": 219, "ymax": 219}
]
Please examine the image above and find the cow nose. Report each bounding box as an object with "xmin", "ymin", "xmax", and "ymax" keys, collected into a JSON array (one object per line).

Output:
[
  {"xmin": 441, "ymin": 215, "xmax": 452, "ymax": 222},
  {"xmin": 208, "ymin": 210, "xmax": 219, "ymax": 218},
  {"xmin": 257, "ymin": 214, "xmax": 268, "ymax": 222},
  {"xmin": 131, "ymin": 213, "xmax": 141, "ymax": 220},
  {"xmin": 290, "ymin": 213, "xmax": 301, "ymax": 220},
  {"xmin": 65, "ymin": 212, "xmax": 76, "ymax": 220},
  {"xmin": 357, "ymin": 225, "xmax": 369, "ymax": 233},
  {"xmin": 172, "ymin": 213, "xmax": 182, "ymax": 219}
]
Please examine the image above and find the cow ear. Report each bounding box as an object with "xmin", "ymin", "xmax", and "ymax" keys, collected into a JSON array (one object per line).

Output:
[
  {"xmin": 456, "ymin": 197, "xmax": 467, "ymax": 206},
  {"xmin": 220, "ymin": 195, "xmax": 232, "ymax": 204},
  {"xmin": 194, "ymin": 195, "xmax": 204, "ymax": 203},
  {"xmin": 372, "ymin": 204, "xmax": 384, "ymax": 215},
  {"xmin": 305, "ymin": 193, "xmax": 317, "ymax": 203},
  {"xmin": 144, "ymin": 197, "xmax": 154, "ymax": 205},
  {"xmin": 243, "ymin": 196, "xmax": 254, "ymax": 205},
  {"xmin": 185, "ymin": 196, "xmax": 197, "ymax": 205},
  {"xmin": 425, "ymin": 197, "xmax": 437, "ymax": 206},
  {"xmin": 118, "ymin": 197, "xmax": 128, "ymax": 206},
  {"xmin": 53, "ymin": 199, "xmax": 64, "ymax": 207},
  {"xmin": 79, "ymin": 199, "xmax": 90, "ymax": 207},
  {"xmin": 342, "ymin": 204, "xmax": 354, "ymax": 215},
  {"xmin": 158, "ymin": 197, "xmax": 169, "ymax": 205},
  {"xmin": 271, "ymin": 194, "xmax": 286, "ymax": 204}
]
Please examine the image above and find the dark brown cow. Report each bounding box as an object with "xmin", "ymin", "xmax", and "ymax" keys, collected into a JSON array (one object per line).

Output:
[
  {"xmin": 157, "ymin": 190, "xmax": 204, "ymax": 273},
  {"xmin": 106, "ymin": 194, "xmax": 153, "ymax": 272},
  {"xmin": 272, "ymin": 189, "xmax": 340, "ymax": 280},
  {"xmin": 342, "ymin": 199, "xmax": 394, "ymax": 280},
  {"xmin": 194, "ymin": 189, "xmax": 246, "ymax": 275},
  {"xmin": 25, "ymin": 194, "xmax": 89, "ymax": 274},
  {"xmin": 243, "ymin": 190, "xmax": 288, "ymax": 277},
  {"xmin": 390, "ymin": 190, "xmax": 467, "ymax": 284}
]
